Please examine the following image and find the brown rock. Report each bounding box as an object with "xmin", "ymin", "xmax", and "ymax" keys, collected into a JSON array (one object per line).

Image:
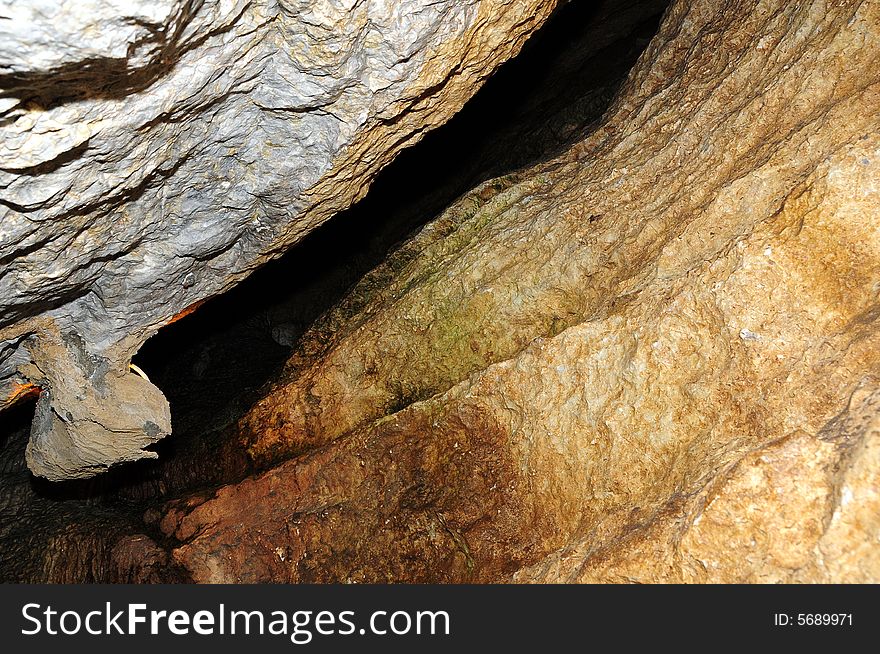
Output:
[{"xmin": 163, "ymin": 0, "xmax": 880, "ymax": 583}]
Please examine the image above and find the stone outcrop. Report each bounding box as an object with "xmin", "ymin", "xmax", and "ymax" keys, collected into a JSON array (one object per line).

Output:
[
  {"xmin": 0, "ymin": 0, "xmax": 562, "ymax": 479},
  {"xmin": 157, "ymin": 0, "xmax": 880, "ymax": 582}
]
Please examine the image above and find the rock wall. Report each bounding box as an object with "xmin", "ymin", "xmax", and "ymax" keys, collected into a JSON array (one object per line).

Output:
[
  {"xmin": 156, "ymin": 0, "xmax": 880, "ymax": 582},
  {"xmin": 0, "ymin": 0, "xmax": 562, "ymax": 479}
]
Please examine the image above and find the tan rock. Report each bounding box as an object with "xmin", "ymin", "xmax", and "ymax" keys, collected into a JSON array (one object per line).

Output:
[
  {"xmin": 162, "ymin": 0, "xmax": 880, "ymax": 583},
  {"xmin": 517, "ymin": 387, "xmax": 880, "ymax": 583}
]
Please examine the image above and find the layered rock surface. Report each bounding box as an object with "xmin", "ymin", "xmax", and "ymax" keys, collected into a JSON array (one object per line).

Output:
[
  {"xmin": 0, "ymin": 0, "xmax": 563, "ymax": 479},
  {"xmin": 156, "ymin": 0, "xmax": 880, "ymax": 582}
]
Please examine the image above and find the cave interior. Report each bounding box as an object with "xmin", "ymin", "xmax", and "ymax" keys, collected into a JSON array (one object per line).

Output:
[{"xmin": 0, "ymin": 0, "xmax": 669, "ymax": 582}]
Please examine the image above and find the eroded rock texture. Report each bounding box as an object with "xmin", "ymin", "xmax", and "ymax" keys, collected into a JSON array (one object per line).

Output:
[
  {"xmin": 0, "ymin": 0, "xmax": 563, "ymax": 479},
  {"xmin": 157, "ymin": 0, "xmax": 880, "ymax": 582}
]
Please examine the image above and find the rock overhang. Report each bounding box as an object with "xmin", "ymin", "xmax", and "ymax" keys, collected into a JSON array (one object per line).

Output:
[{"xmin": 0, "ymin": 0, "xmax": 564, "ymax": 479}]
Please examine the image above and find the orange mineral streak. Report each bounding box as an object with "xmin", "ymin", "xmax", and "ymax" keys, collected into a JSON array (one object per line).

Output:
[
  {"xmin": 5, "ymin": 382, "xmax": 40, "ymax": 406},
  {"xmin": 165, "ymin": 300, "xmax": 206, "ymax": 326}
]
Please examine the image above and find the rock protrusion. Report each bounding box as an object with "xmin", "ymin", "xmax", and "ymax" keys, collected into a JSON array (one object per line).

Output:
[{"xmin": 23, "ymin": 328, "xmax": 170, "ymax": 480}]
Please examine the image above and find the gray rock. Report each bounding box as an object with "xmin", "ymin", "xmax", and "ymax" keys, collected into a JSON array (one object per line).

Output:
[{"xmin": 0, "ymin": 0, "xmax": 561, "ymax": 478}]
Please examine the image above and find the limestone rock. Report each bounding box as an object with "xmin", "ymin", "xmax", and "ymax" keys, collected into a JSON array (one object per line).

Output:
[
  {"xmin": 0, "ymin": 0, "xmax": 562, "ymax": 478},
  {"xmin": 161, "ymin": 0, "xmax": 880, "ymax": 582}
]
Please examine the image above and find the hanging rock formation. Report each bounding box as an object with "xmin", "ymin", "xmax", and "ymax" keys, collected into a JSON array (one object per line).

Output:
[
  {"xmin": 156, "ymin": 0, "xmax": 880, "ymax": 582},
  {"xmin": 0, "ymin": 0, "xmax": 563, "ymax": 480}
]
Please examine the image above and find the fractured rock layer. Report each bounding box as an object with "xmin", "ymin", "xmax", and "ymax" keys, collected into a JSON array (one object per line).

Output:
[
  {"xmin": 0, "ymin": 0, "xmax": 562, "ymax": 479},
  {"xmin": 159, "ymin": 0, "xmax": 880, "ymax": 582}
]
